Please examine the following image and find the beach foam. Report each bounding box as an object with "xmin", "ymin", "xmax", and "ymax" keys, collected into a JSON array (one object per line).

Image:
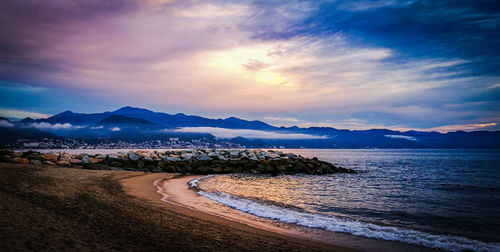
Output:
[{"xmin": 190, "ymin": 176, "xmax": 500, "ymax": 252}]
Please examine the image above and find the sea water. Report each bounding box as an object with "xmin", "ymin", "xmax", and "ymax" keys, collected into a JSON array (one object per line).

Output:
[{"xmin": 193, "ymin": 149, "xmax": 500, "ymax": 251}]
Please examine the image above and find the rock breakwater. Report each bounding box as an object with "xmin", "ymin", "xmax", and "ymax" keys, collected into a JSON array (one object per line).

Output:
[{"xmin": 0, "ymin": 149, "xmax": 356, "ymax": 175}]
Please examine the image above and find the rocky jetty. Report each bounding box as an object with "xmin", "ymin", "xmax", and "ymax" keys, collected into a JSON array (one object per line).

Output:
[{"xmin": 0, "ymin": 149, "xmax": 356, "ymax": 175}]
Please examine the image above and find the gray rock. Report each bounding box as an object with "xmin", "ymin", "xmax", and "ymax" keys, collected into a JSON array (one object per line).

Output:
[
  {"xmin": 197, "ymin": 154, "xmax": 212, "ymax": 161},
  {"xmin": 181, "ymin": 153, "xmax": 193, "ymax": 160},
  {"xmin": 128, "ymin": 152, "xmax": 140, "ymax": 161},
  {"xmin": 30, "ymin": 159, "xmax": 42, "ymax": 165},
  {"xmin": 107, "ymin": 154, "xmax": 119, "ymax": 161},
  {"xmin": 269, "ymin": 152, "xmax": 280, "ymax": 159},
  {"xmin": 166, "ymin": 157, "xmax": 181, "ymax": 162},
  {"xmin": 143, "ymin": 156, "xmax": 154, "ymax": 162},
  {"xmin": 43, "ymin": 160, "xmax": 55, "ymax": 165},
  {"xmin": 257, "ymin": 151, "xmax": 269, "ymax": 159},
  {"xmin": 229, "ymin": 150, "xmax": 240, "ymax": 158},
  {"xmin": 82, "ymin": 155, "xmax": 90, "ymax": 163}
]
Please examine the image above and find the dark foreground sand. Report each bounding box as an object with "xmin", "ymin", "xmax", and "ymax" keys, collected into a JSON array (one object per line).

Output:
[{"xmin": 0, "ymin": 163, "xmax": 354, "ymax": 251}]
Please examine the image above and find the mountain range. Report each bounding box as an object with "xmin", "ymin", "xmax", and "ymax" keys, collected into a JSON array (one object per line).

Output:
[{"xmin": 2, "ymin": 106, "xmax": 500, "ymax": 148}]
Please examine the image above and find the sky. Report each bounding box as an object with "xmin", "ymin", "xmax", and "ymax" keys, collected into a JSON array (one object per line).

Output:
[{"xmin": 0, "ymin": 0, "xmax": 499, "ymax": 132}]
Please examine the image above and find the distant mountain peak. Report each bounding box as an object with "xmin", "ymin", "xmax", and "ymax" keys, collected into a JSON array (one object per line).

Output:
[
  {"xmin": 96, "ymin": 115, "xmax": 154, "ymax": 125},
  {"xmin": 52, "ymin": 110, "xmax": 77, "ymax": 118},
  {"xmin": 114, "ymin": 106, "xmax": 151, "ymax": 113},
  {"xmin": 0, "ymin": 116, "xmax": 9, "ymax": 122},
  {"xmin": 19, "ymin": 117, "xmax": 35, "ymax": 123}
]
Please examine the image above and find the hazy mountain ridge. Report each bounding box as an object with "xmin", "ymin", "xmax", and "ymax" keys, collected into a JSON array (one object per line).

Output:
[{"xmin": 2, "ymin": 107, "xmax": 500, "ymax": 148}]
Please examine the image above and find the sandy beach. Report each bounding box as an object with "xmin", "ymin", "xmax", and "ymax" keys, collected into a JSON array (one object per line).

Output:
[{"xmin": 0, "ymin": 162, "xmax": 354, "ymax": 251}]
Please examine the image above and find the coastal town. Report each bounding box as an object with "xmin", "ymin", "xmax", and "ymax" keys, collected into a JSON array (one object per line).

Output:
[{"xmin": 7, "ymin": 137, "xmax": 244, "ymax": 150}]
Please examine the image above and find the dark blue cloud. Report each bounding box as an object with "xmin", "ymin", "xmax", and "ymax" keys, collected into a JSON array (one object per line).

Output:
[{"xmin": 252, "ymin": 0, "xmax": 500, "ymax": 75}]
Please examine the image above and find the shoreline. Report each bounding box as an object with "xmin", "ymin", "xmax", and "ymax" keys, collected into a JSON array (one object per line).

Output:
[
  {"xmin": 120, "ymin": 172, "xmax": 354, "ymax": 251},
  {"xmin": 121, "ymin": 172, "xmax": 441, "ymax": 252}
]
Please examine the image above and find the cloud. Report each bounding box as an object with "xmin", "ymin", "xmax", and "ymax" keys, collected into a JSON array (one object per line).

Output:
[
  {"xmin": 338, "ymin": 0, "xmax": 416, "ymax": 11},
  {"xmin": 425, "ymin": 123, "xmax": 497, "ymax": 133},
  {"xmin": 0, "ymin": 109, "xmax": 49, "ymax": 120},
  {"xmin": 486, "ymin": 83, "xmax": 500, "ymax": 90},
  {"xmin": 29, "ymin": 122, "xmax": 86, "ymax": 130},
  {"xmin": 110, "ymin": 127, "xmax": 121, "ymax": 131},
  {"xmin": 172, "ymin": 127, "xmax": 327, "ymax": 139},
  {"xmin": 90, "ymin": 125, "xmax": 104, "ymax": 130},
  {"xmin": 0, "ymin": 0, "xmax": 498, "ymax": 131},
  {"xmin": 0, "ymin": 120, "xmax": 14, "ymax": 127},
  {"xmin": 385, "ymin": 135, "xmax": 417, "ymax": 141}
]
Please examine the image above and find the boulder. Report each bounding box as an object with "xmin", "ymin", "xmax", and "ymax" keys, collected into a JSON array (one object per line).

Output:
[
  {"xmin": 197, "ymin": 154, "xmax": 211, "ymax": 161},
  {"xmin": 229, "ymin": 150, "xmax": 240, "ymax": 159},
  {"xmin": 89, "ymin": 158, "xmax": 103, "ymax": 163},
  {"xmin": 30, "ymin": 159, "xmax": 42, "ymax": 165},
  {"xmin": 70, "ymin": 159, "xmax": 83, "ymax": 165},
  {"xmin": 128, "ymin": 152, "xmax": 140, "ymax": 161},
  {"xmin": 12, "ymin": 157, "xmax": 29, "ymax": 164},
  {"xmin": 48, "ymin": 152, "xmax": 60, "ymax": 157},
  {"xmin": 43, "ymin": 160, "xmax": 55, "ymax": 165},
  {"xmin": 56, "ymin": 160, "xmax": 71, "ymax": 167},
  {"xmin": 61, "ymin": 153, "xmax": 72, "ymax": 160},
  {"xmin": 181, "ymin": 153, "xmax": 193, "ymax": 160},
  {"xmin": 41, "ymin": 155, "xmax": 58, "ymax": 163},
  {"xmin": 136, "ymin": 150, "xmax": 150, "ymax": 157},
  {"xmin": 107, "ymin": 154, "xmax": 120, "ymax": 162},
  {"xmin": 82, "ymin": 155, "xmax": 91, "ymax": 163}
]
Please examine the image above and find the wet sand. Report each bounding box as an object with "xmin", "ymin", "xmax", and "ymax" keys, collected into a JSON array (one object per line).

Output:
[
  {"xmin": 139, "ymin": 174, "xmax": 441, "ymax": 252},
  {"xmin": 0, "ymin": 163, "xmax": 352, "ymax": 251}
]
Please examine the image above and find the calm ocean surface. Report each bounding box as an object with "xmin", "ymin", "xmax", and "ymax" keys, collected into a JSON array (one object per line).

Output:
[{"xmin": 194, "ymin": 149, "xmax": 500, "ymax": 251}]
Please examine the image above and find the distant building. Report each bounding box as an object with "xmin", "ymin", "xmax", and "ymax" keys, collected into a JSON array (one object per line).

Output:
[{"xmin": 23, "ymin": 142, "xmax": 40, "ymax": 147}]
